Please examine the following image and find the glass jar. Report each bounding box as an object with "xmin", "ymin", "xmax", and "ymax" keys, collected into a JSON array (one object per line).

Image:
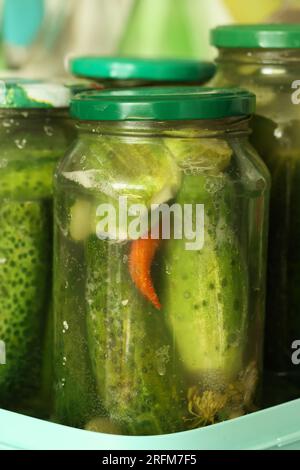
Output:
[
  {"xmin": 0, "ymin": 79, "xmax": 76, "ymax": 418},
  {"xmin": 211, "ymin": 25, "xmax": 300, "ymax": 395},
  {"xmin": 68, "ymin": 56, "xmax": 216, "ymax": 88},
  {"xmin": 54, "ymin": 87, "xmax": 270, "ymax": 435}
]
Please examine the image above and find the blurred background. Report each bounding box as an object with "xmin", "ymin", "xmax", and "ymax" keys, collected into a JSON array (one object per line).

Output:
[{"xmin": 0, "ymin": 0, "xmax": 299, "ymax": 78}]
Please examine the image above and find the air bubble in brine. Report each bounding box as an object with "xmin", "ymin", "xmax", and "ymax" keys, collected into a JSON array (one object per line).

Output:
[
  {"xmin": 62, "ymin": 320, "xmax": 69, "ymax": 333},
  {"xmin": 44, "ymin": 125, "xmax": 54, "ymax": 136},
  {"xmin": 155, "ymin": 346, "xmax": 170, "ymax": 376},
  {"xmin": 15, "ymin": 138, "xmax": 27, "ymax": 149}
]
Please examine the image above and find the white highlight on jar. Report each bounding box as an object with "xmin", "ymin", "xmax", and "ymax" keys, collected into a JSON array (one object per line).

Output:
[
  {"xmin": 291, "ymin": 80, "xmax": 300, "ymax": 105},
  {"xmin": 291, "ymin": 340, "xmax": 300, "ymax": 365}
]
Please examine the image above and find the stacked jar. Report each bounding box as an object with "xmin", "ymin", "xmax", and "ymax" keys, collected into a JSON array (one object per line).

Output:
[
  {"xmin": 53, "ymin": 87, "xmax": 270, "ymax": 435},
  {"xmin": 211, "ymin": 25, "xmax": 300, "ymax": 402},
  {"xmin": 0, "ymin": 79, "xmax": 86, "ymax": 418}
]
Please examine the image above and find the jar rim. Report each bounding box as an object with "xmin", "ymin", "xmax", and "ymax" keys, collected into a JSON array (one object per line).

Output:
[{"xmin": 211, "ymin": 24, "xmax": 300, "ymax": 50}]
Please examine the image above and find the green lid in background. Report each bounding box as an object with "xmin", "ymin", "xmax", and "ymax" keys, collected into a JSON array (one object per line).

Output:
[
  {"xmin": 71, "ymin": 86, "xmax": 256, "ymax": 121},
  {"xmin": 211, "ymin": 24, "xmax": 300, "ymax": 49},
  {"xmin": 63, "ymin": 79, "xmax": 102, "ymax": 96},
  {"xmin": 69, "ymin": 56, "xmax": 216, "ymax": 83},
  {"xmin": 0, "ymin": 78, "xmax": 96, "ymax": 109}
]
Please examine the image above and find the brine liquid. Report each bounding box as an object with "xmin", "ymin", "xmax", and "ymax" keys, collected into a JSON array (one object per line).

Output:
[
  {"xmin": 251, "ymin": 115, "xmax": 300, "ymax": 385},
  {"xmin": 54, "ymin": 168, "xmax": 267, "ymax": 435}
]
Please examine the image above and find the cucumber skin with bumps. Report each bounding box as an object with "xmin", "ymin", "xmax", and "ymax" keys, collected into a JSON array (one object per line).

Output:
[
  {"xmin": 0, "ymin": 201, "xmax": 50, "ymax": 406},
  {"xmin": 0, "ymin": 159, "xmax": 56, "ymax": 200},
  {"xmin": 0, "ymin": 115, "xmax": 74, "ymax": 414},
  {"xmin": 0, "ymin": 156, "xmax": 67, "ymax": 413},
  {"xmin": 162, "ymin": 174, "xmax": 248, "ymax": 382},
  {"xmin": 85, "ymin": 237, "xmax": 186, "ymax": 436},
  {"xmin": 55, "ymin": 135, "xmax": 184, "ymax": 432}
]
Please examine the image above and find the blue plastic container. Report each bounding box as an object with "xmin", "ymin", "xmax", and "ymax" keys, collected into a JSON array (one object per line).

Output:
[{"xmin": 1, "ymin": 400, "xmax": 300, "ymax": 450}]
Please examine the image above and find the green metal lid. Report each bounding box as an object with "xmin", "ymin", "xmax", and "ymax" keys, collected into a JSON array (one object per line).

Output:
[
  {"xmin": 0, "ymin": 78, "xmax": 96, "ymax": 109},
  {"xmin": 69, "ymin": 56, "xmax": 216, "ymax": 83},
  {"xmin": 211, "ymin": 24, "xmax": 300, "ymax": 49},
  {"xmin": 71, "ymin": 86, "xmax": 255, "ymax": 121}
]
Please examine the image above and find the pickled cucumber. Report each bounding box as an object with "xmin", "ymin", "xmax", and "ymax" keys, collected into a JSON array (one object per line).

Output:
[
  {"xmin": 63, "ymin": 136, "xmax": 181, "ymax": 204},
  {"xmin": 65, "ymin": 137, "xmax": 185, "ymax": 434},
  {"xmin": 0, "ymin": 159, "xmax": 56, "ymax": 200},
  {"xmin": 85, "ymin": 237, "xmax": 186, "ymax": 435},
  {"xmin": 0, "ymin": 148, "xmax": 65, "ymax": 413},
  {"xmin": 0, "ymin": 201, "xmax": 50, "ymax": 405},
  {"xmin": 83, "ymin": 136, "xmax": 250, "ymax": 430},
  {"xmin": 63, "ymin": 136, "xmax": 181, "ymax": 241},
  {"xmin": 162, "ymin": 174, "xmax": 248, "ymax": 379},
  {"xmin": 164, "ymin": 136, "xmax": 233, "ymax": 172}
]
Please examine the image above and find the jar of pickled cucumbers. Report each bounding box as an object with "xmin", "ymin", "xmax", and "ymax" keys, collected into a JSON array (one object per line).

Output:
[
  {"xmin": 211, "ymin": 25, "xmax": 300, "ymax": 394},
  {"xmin": 0, "ymin": 79, "xmax": 78, "ymax": 418},
  {"xmin": 69, "ymin": 56, "xmax": 216, "ymax": 88},
  {"xmin": 54, "ymin": 87, "xmax": 270, "ymax": 435}
]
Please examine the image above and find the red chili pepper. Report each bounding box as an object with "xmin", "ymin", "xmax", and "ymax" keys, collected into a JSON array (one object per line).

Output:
[{"xmin": 129, "ymin": 236, "xmax": 162, "ymax": 310}]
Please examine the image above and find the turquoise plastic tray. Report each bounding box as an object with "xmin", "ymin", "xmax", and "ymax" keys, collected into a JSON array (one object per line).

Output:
[{"xmin": 1, "ymin": 399, "xmax": 300, "ymax": 450}]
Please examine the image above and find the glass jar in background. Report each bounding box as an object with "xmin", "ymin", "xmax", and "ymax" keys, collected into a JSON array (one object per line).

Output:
[
  {"xmin": 54, "ymin": 87, "xmax": 269, "ymax": 435},
  {"xmin": 267, "ymin": 0, "xmax": 300, "ymax": 22},
  {"xmin": 211, "ymin": 25, "xmax": 300, "ymax": 401},
  {"xmin": 68, "ymin": 56, "xmax": 216, "ymax": 88},
  {"xmin": 0, "ymin": 79, "xmax": 77, "ymax": 418}
]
